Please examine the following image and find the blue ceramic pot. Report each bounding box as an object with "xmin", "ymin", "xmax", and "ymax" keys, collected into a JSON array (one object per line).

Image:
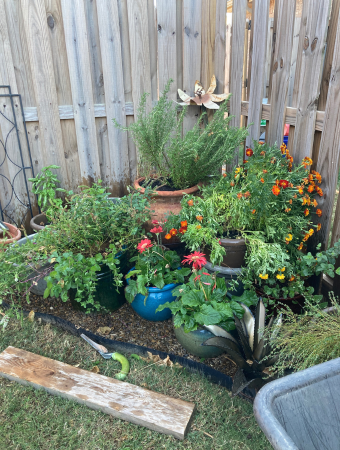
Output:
[{"xmin": 126, "ymin": 267, "xmax": 178, "ymax": 321}]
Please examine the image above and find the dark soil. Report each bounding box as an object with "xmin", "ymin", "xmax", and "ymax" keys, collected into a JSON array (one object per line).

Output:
[
  {"xmin": 141, "ymin": 177, "xmax": 178, "ymax": 192},
  {"xmin": 9, "ymin": 293, "xmax": 237, "ymax": 378}
]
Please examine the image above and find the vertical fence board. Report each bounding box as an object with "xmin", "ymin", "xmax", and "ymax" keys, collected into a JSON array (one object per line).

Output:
[
  {"xmin": 61, "ymin": 0, "xmax": 101, "ymax": 183},
  {"xmin": 21, "ymin": 0, "xmax": 69, "ymax": 189},
  {"xmin": 157, "ymin": 0, "xmax": 177, "ymax": 99},
  {"xmin": 147, "ymin": 0, "xmax": 158, "ymax": 102},
  {"xmin": 44, "ymin": 0, "xmax": 81, "ymax": 189},
  {"xmin": 224, "ymin": 13, "xmax": 232, "ymax": 95},
  {"xmin": 201, "ymin": 0, "xmax": 216, "ymax": 91},
  {"xmin": 182, "ymin": 0, "xmax": 202, "ymax": 134},
  {"xmin": 266, "ymin": 0, "xmax": 296, "ymax": 146},
  {"xmin": 287, "ymin": 17, "xmax": 301, "ymax": 107},
  {"xmin": 245, "ymin": 0, "xmax": 270, "ymax": 148},
  {"xmin": 97, "ymin": 0, "xmax": 130, "ymax": 196},
  {"xmin": 288, "ymin": 0, "xmax": 330, "ymax": 163},
  {"xmin": 214, "ymin": 0, "xmax": 226, "ymax": 95},
  {"xmin": 312, "ymin": 11, "xmax": 340, "ymax": 251}
]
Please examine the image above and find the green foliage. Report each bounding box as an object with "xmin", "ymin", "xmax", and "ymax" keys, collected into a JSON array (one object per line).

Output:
[
  {"xmin": 28, "ymin": 165, "xmax": 71, "ymax": 220},
  {"xmin": 125, "ymin": 234, "xmax": 190, "ymax": 304},
  {"xmin": 114, "ymin": 79, "xmax": 248, "ymax": 189},
  {"xmin": 267, "ymin": 293, "xmax": 340, "ymax": 375},
  {"xmin": 156, "ymin": 270, "xmax": 249, "ymax": 332}
]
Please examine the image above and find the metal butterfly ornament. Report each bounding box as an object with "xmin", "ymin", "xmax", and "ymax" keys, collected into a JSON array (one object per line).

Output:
[{"xmin": 177, "ymin": 75, "xmax": 228, "ymax": 109}]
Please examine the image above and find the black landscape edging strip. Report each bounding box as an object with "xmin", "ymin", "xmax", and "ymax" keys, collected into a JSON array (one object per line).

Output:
[{"xmin": 2, "ymin": 302, "xmax": 256, "ymax": 402}]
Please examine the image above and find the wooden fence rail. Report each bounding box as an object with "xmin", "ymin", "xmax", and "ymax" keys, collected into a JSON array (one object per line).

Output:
[{"xmin": 1, "ymin": 0, "xmax": 340, "ymax": 260}]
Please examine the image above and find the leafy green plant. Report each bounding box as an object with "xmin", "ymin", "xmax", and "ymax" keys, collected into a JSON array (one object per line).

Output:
[
  {"xmin": 28, "ymin": 165, "xmax": 70, "ymax": 220},
  {"xmin": 125, "ymin": 228, "xmax": 190, "ymax": 303},
  {"xmin": 157, "ymin": 269, "xmax": 252, "ymax": 332},
  {"xmin": 267, "ymin": 293, "xmax": 340, "ymax": 375},
  {"xmin": 115, "ymin": 80, "xmax": 248, "ymax": 189}
]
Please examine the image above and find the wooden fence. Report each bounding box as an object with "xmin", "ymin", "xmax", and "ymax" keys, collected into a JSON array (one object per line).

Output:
[{"xmin": 1, "ymin": 0, "xmax": 340, "ymax": 261}]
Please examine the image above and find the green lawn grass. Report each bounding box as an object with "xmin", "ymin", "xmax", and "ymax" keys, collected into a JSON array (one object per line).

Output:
[{"xmin": 0, "ymin": 315, "xmax": 271, "ymax": 450}]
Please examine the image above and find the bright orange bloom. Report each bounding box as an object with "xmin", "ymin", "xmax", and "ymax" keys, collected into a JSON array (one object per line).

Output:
[
  {"xmin": 196, "ymin": 225, "xmax": 201, "ymax": 230},
  {"xmin": 309, "ymin": 174, "xmax": 314, "ymax": 182},
  {"xmin": 179, "ymin": 227, "xmax": 187, "ymax": 234},
  {"xmin": 303, "ymin": 234, "xmax": 309, "ymax": 242},
  {"xmin": 279, "ymin": 179, "xmax": 289, "ymax": 189},
  {"xmin": 308, "ymin": 229, "xmax": 314, "ymax": 237},
  {"xmin": 260, "ymin": 178, "xmax": 265, "ymax": 183},
  {"xmin": 289, "ymin": 183, "xmax": 294, "ymax": 188},
  {"xmin": 293, "ymin": 194, "xmax": 297, "ymax": 199},
  {"xmin": 302, "ymin": 197, "xmax": 307, "ymax": 206},
  {"xmin": 230, "ymin": 181, "xmax": 235, "ymax": 187},
  {"xmin": 263, "ymin": 170, "xmax": 268, "ymax": 174},
  {"xmin": 308, "ymin": 185, "xmax": 314, "ymax": 193},
  {"xmin": 244, "ymin": 191, "xmax": 251, "ymax": 198},
  {"xmin": 223, "ymin": 173, "xmax": 227, "ymax": 178},
  {"xmin": 196, "ymin": 215, "xmax": 203, "ymax": 222},
  {"xmin": 237, "ymin": 192, "xmax": 243, "ymax": 199},
  {"xmin": 285, "ymin": 208, "xmax": 291, "ymax": 213},
  {"xmin": 304, "ymin": 208, "xmax": 309, "ymax": 216},
  {"xmin": 170, "ymin": 228, "xmax": 178, "ymax": 236},
  {"xmin": 272, "ymin": 185, "xmax": 281, "ymax": 196},
  {"xmin": 316, "ymin": 209, "xmax": 322, "ymax": 217},
  {"xmin": 181, "ymin": 220, "xmax": 188, "ymax": 228},
  {"xmin": 260, "ymin": 151, "xmax": 266, "ymax": 156},
  {"xmin": 312, "ymin": 199, "xmax": 318, "ymax": 207},
  {"xmin": 275, "ymin": 179, "xmax": 280, "ymax": 186},
  {"xmin": 314, "ymin": 171, "xmax": 322, "ymax": 183},
  {"xmin": 246, "ymin": 148, "xmax": 253, "ymax": 157},
  {"xmin": 289, "ymin": 199, "xmax": 293, "ymax": 204},
  {"xmin": 302, "ymin": 178, "xmax": 309, "ymax": 185},
  {"xmin": 303, "ymin": 157, "xmax": 313, "ymax": 166},
  {"xmin": 252, "ymin": 209, "xmax": 256, "ymax": 214},
  {"xmin": 243, "ymin": 160, "xmax": 248, "ymax": 164},
  {"xmin": 298, "ymin": 187, "xmax": 304, "ymax": 195},
  {"xmin": 289, "ymin": 275, "xmax": 295, "ymax": 282},
  {"xmin": 316, "ymin": 186, "xmax": 324, "ymax": 196},
  {"xmin": 187, "ymin": 200, "xmax": 194, "ymax": 206},
  {"xmin": 164, "ymin": 233, "xmax": 172, "ymax": 240},
  {"xmin": 297, "ymin": 243, "xmax": 303, "ymax": 250},
  {"xmin": 317, "ymin": 223, "xmax": 321, "ymax": 231}
]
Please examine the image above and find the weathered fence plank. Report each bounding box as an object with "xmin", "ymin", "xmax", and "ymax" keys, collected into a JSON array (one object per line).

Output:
[
  {"xmin": 214, "ymin": 0, "xmax": 227, "ymax": 95},
  {"xmin": 287, "ymin": 17, "xmax": 301, "ymax": 107},
  {"xmin": 245, "ymin": 0, "xmax": 270, "ymax": 148},
  {"xmin": 288, "ymin": 0, "xmax": 330, "ymax": 163},
  {"xmin": 147, "ymin": 0, "xmax": 158, "ymax": 103},
  {"xmin": 201, "ymin": 0, "xmax": 216, "ymax": 92},
  {"xmin": 266, "ymin": 0, "xmax": 296, "ymax": 146},
  {"xmin": 61, "ymin": 0, "xmax": 100, "ymax": 184},
  {"xmin": 97, "ymin": 0, "xmax": 130, "ymax": 196},
  {"xmin": 157, "ymin": 0, "xmax": 177, "ymax": 99}
]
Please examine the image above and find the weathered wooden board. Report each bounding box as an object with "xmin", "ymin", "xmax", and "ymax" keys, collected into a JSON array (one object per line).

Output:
[
  {"xmin": 214, "ymin": 0, "xmax": 227, "ymax": 95},
  {"xmin": 245, "ymin": 0, "xmax": 270, "ymax": 148},
  {"xmin": 201, "ymin": 0, "xmax": 216, "ymax": 93},
  {"xmin": 287, "ymin": 17, "xmax": 301, "ymax": 108},
  {"xmin": 0, "ymin": 346, "xmax": 195, "ymax": 440},
  {"xmin": 266, "ymin": 0, "xmax": 296, "ymax": 146}
]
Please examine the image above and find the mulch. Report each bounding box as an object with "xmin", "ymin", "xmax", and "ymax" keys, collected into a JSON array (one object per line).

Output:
[{"xmin": 10, "ymin": 293, "xmax": 237, "ymax": 378}]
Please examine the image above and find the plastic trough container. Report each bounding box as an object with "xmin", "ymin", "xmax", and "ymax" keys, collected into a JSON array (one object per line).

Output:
[{"xmin": 254, "ymin": 357, "xmax": 340, "ymax": 450}]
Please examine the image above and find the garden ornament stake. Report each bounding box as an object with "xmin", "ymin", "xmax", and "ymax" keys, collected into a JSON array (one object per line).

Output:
[
  {"xmin": 177, "ymin": 75, "xmax": 229, "ymax": 109},
  {"xmin": 80, "ymin": 334, "xmax": 130, "ymax": 380}
]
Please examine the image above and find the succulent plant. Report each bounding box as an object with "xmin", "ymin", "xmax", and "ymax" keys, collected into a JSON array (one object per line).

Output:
[{"xmin": 203, "ymin": 298, "xmax": 281, "ymax": 396}]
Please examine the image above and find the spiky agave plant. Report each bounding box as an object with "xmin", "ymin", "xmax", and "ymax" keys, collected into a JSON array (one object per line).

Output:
[{"xmin": 203, "ymin": 298, "xmax": 282, "ymax": 396}]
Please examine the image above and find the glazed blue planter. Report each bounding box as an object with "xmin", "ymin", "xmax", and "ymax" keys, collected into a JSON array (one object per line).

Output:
[{"xmin": 126, "ymin": 267, "xmax": 178, "ymax": 321}]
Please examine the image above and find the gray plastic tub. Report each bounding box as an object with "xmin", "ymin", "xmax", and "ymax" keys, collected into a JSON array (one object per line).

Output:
[
  {"xmin": 254, "ymin": 357, "xmax": 340, "ymax": 450},
  {"xmin": 203, "ymin": 260, "xmax": 244, "ymax": 296}
]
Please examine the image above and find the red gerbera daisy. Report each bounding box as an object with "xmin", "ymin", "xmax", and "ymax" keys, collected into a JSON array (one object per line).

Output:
[
  {"xmin": 150, "ymin": 226, "xmax": 163, "ymax": 234},
  {"xmin": 137, "ymin": 239, "xmax": 153, "ymax": 253},
  {"xmin": 151, "ymin": 220, "xmax": 159, "ymax": 225},
  {"xmin": 182, "ymin": 252, "xmax": 207, "ymax": 270},
  {"xmin": 279, "ymin": 179, "xmax": 289, "ymax": 189}
]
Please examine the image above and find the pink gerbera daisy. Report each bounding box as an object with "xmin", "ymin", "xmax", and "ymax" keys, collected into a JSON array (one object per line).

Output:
[
  {"xmin": 137, "ymin": 239, "xmax": 153, "ymax": 253},
  {"xmin": 182, "ymin": 252, "xmax": 207, "ymax": 270}
]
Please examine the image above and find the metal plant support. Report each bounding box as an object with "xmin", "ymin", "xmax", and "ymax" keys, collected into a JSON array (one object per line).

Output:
[{"xmin": 0, "ymin": 85, "xmax": 36, "ymax": 226}]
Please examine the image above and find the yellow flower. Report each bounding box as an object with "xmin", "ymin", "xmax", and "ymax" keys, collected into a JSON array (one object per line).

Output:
[
  {"xmin": 308, "ymin": 229, "xmax": 314, "ymax": 237},
  {"xmin": 259, "ymin": 274, "xmax": 268, "ymax": 280},
  {"xmin": 276, "ymin": 274, "xmax": 285, "ymax": 280},
  {"xmin": 278, "ymin": 267, "xmax": 286, "ymax": 272},
  {"xmin": 235, "ymin": 167, "xmax": 241, "ymax": 175}
]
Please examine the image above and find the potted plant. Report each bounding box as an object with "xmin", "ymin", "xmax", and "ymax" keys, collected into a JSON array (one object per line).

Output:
[
  {"xmin": 0, "ymin": 221, "xmax": 21, "ymax": 250},
  {"xmin": 125, "ymin": 226, "xmax": 191, "ymax": 321},
  {"xmin": 0, "ymin": 182, "xmax": 152, "ymax": 313},
  {"xmin": 114, "ymin": 80, "xmax": 247, "ymax": 243},
  {"xmin": 156, "ymin": 252, "xmax": 257, "ymax": 357},
  {"xmin": 28, "ymin": 165, "xmax": 70, "ymax": 231}
]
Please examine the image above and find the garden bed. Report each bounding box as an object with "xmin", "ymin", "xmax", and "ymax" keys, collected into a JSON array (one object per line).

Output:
[{"xmin": 8, "ymin": 294, "xmax": 237, "ymax": 379}]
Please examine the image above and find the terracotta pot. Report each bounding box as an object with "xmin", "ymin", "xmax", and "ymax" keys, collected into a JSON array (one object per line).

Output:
[
  {"xmin": 205, "ymin": 237, "xmax": 247, "ymax": 268},
  {"xmin": 0, "ymin": 222, "xmax": 21, "ymax": 249},
  {"xmin": 30, "ymin": 213, "xmax": 48, "ymax": 232},
  {"xmin": 134, "ymin": 177, "xmax": 200, "ymax": 244}
]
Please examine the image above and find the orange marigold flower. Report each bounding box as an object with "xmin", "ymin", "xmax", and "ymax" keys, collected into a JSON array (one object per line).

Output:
[
  {"xmin": 170, "ymin": 228, "xmax": 178, "ymax": 236},
  {"xmin": 275, "ymin": 179, "xmax": 280, "ymax": 186},
  {"xmin": 246, "ymin": 148, "xmax": 253, "ymax": 157},
  {"xmin": 244, "ymin": 191, "xmax": 251, "ymax": 198},
  {"xmin": 187, "ymin": 200, "xmax": 194, "ymax": 206},
  {"xmin": 312, "ymin": 199, "xmax": 318, "ymax": 207},
  {"xmin": 271, "ymin": 157, "xmax": 276, "ymax": 164},
  {"xmin": 303, "ymin": 234, "xmax": 309, "ymax": 242},
  {"xmin": 243, "ymin": 159, "xmax": 248, "ymax": 164},
  {"xmin": 302, "ymin": 178, "xmax": 309, "ymax": 185},
  {"xmin": 196, "ymin": 225, "xmax": 201, "ymax": 230},
  {"xmin": 196, "ymin": 215, "xmax": 203, "ymax": 222},
  {"xmin": 164, "ymin": 233, "xmax": 172, "ymax": 240},
  {"xmin": 272, "ymin": 185, "xmax": 281, "ymax": 196},
  {"xmin": 289, "ymin": 275, "xmax": 295, "ymax": 282},
  {"xmin": 293, "ymin": 194, "xmax": 297, "ymax": 199},
  {"xmin": 304, "ymin": 208, "xmax": 309, "ymax": 216},
  {"xmin": 307, "ymin": 198, "xmax": 311, "ymax": 206},
  {"xmin": 263, "ymin": 169, "xmax": 268, "ymax": 174},
  {"xmin": 308, "ymin": 229, "xmax": 314, "ymax": 236},
  {"xmin": 252, "ymin": 209, "xmax": 256, "ymax": 214},
  {"xmin": 307, "ymin": 185, "xmax": 314, "ymax": 193},
  {"xmin": 289, "ymin": 183, "xmax": 294, "ymax": 188},
  {"xmin": 308, "ymin": 174, "xmax": 314, "ymax": 182},
  {"xmin": 298, "ymin": 188, "xmax": 304, "ymax": 195},
  {"xmin": 279, "ymin": 179, "xmax": 289, "ymax": 189},
  {"xmin": 237, "ymin": 192, "xmax": 243, "ymax": 199},
  {"xmin": 285, "ymin": 208, "xmax": 291, "ymax": 213},
  {"xmin": 316, "ymin": 186, "xmax": 324, "ymax": 196},
  {"xmin": 317, "ymin": 223, "xmax": 322, "ymax": 231},
  {"xmin": 289, "ymin": 199, "xmax": 293, "ymax": 204},
  {"xmin": 303, "ymin": 156, "xmax": 313, "ymax": 165},
  {"xmin": 260, "ymin": 178, "xmax": 265, "ymax": 183},
  {"xmin": 230, "ymin": 181, "xmax": 235, "ymax": 187},
  {"xmin": 181, "ymin": 220, "xmax": 188, "ymax": 228},
  {"xmin": 297, "ymin": 243, "xmax": 304, "ymax": 250},
  {"xmin": 302, "ymin": 198, "xmax": 307, "ymax": 206},
  {"xmin": 260, "ymin": 151, "xmax": 266, "ymax": 156},
  {"xmin": 316, "ymin": 208, "xmax": 322, "ymax": 217},
  {"xmin": 179, "ymin": 227, "xmax": 187, "ymax": 234},
  {"xmin": 223, "ymin": 173, "xmax": 227, "ymax": 178},
  {"xmin": 315, "ymin": 172, "xmax": 322, "ymax": 183}
]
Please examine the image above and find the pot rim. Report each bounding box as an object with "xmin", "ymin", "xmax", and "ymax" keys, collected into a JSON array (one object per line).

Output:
[
  {"xmin": 127, "ymin": 266, "xmax": 179, "ymax": 292},
  {"xmin": 0, "ymin": 222, "xmax": 21, "ymax": 245},
  {"xmin": 255, "ymin": 286, "xmax": 303, "ymax": 302},
  {"xmin": 134, "ymin": 177, "xmax": 200, "ymax": 197}
]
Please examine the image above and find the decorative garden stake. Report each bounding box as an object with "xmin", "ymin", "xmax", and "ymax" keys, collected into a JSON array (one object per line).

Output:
[{"xmin": 178, "ymin": 75, "xmax": 228, "ymax": 109}]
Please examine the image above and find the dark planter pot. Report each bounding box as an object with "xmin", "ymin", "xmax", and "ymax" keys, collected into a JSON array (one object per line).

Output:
[
  {"xmin": 174, "ymin": 323, "xmax": 225, "ymax": 358},
  {"xmin": 30, "ymin": 213, "xmax": 48, "ymax": 232},
  {"xmin": 126, "ymin": 271, "xmax": 178, "ymax": 322},
  {"xmin": 204, "ymin": 261, "xmax": 244, "ymax": 296},
  {"xmin": 69, "ymin": 251, "xmax": 129, "ymax": 312},
  {"xmin": 205, "ymin": 237, "xmax": 246, "ymax": 268},
  {"xmin": 255, "ymin": 286, "xmax": 304, "ymax": 314}
]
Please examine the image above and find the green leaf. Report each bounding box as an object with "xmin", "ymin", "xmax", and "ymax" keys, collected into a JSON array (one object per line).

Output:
[
  {"xmin": 193, "ymin": 304, "xmax": 222, "ymax": 325},
  {"xmin": 43, "ymin": 288, "xmax": 50, "ymax": 299}
]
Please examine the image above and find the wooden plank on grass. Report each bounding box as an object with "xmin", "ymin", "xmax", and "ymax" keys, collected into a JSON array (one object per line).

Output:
[
  {"xmin": 245, "ymin": 0, "xmax": 270, "ymax": 148},
  {"xmin": 287, "ymin": 0, "xmax": 330, "ymax": 163},
  {"xmin": 266, "ymin": 0, "xmax": 296, "ymax": 147},
  {"xmin": 182, "ymin": 0, "xmax": 202, "ymax": 135},
  {"xmin": 61, "ymin": 0, "xmax": 101, "ymax": 183},
  {"xmin": 97, "ymin": 0, "xmax": 130, "ymax": 196},
  {"xmin": 0, "ymin": 346, "xmax": 195, "ymax": 440},
  {"xmin": 157, "ymin": 0, "xmax": 177, "ymax": 99}
]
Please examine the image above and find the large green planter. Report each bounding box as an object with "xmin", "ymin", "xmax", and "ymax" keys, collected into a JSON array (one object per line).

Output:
[{"xmin": 174, "ymin": 322, "xmax": 225, "ymax": 358}]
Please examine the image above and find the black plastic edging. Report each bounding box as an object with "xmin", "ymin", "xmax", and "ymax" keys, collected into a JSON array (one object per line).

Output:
[{"xmin": 1, "ymin": 302, "xmax": 256, "ymax": 402}]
